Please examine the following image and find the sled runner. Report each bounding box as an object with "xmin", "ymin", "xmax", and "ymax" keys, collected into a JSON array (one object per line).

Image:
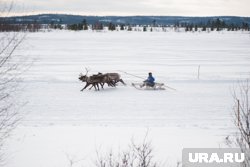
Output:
[{"xmin": 131, "ymin": 83, "xmax": 165, "ymax": 90}]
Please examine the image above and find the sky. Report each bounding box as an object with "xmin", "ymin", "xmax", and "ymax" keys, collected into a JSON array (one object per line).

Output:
[{"xmin": 2, "ymin": 0, "xmax": 250, "ymax": 16}]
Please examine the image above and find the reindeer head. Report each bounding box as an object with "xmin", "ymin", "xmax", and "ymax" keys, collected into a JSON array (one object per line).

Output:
[
  {"xmin": 79, "ymin": 68, "xmax": 89, "ymax": 82},
  {"xmin": 79, "ymin": 74, "xmax": 88, "ymax": 82}
]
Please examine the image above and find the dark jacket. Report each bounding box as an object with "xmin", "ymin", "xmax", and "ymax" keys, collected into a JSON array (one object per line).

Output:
[{"xmin": 146, "ymin": 75, "xmax": 155, "ymax": 84}]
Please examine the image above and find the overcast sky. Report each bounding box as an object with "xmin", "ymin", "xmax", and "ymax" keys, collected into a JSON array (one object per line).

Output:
[{"xmin": 4, "ymin": 0, "xmax": 250, "ymax": 16}]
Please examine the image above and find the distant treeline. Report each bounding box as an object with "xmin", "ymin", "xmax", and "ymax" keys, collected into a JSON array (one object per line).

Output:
[
  {"xmin": 0, "ymin": 17, "xmax": 249, "ymax": 32},
  {"xmin": 0, "ymin": 23, "xmax": 41, "ymax": 32},
  {"xmin": 65, "ymin": 18, "xmax": 250, "ymax": 31},
  {"xmin": 183, "ymin": 18, "xmax": 249, "ymax": 31},
  {"xmin": 0, "ymin": 18, "xmax": 41, "ymax": 32}
]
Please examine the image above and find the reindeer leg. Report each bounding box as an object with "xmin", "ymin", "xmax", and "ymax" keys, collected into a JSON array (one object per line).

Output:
[
  {"xmin": 94, "ymin": 83, "xmax": 99, "ymax": 91},
  {"xmin": 81, "ymin": 83, "xmax": 90, "ymax": 91},
  {"xmin": 107, "ymin": 81, "xmax": 113, "ymax": 87},
  {"xmin": 93, "ymin": 83, "xmax": 97, "ymax": 91},
  {"xmin": 96, "ymin": 83, "xmax": 100, "ymax": 91},
  {"xmin": 101, "ymin": 83, "xmax": 104, "ymax": 89},
  {"xmin": 95, "ymin": 83, "xmax": 100, "ymax": 91},
  {"xmin": 107, "ymin": 82, "xmax": 111, "ymax": 87},
  {"xmin": 89, "ymin": 84, "xmax": 94, "ymax": 90},
  {"xmin": 112, "ymin": 80, "xmax": 117, "ymax": 87},
  {"xmin": 119, "ymin": 79, "xmax": 126, "ymax": 85}
]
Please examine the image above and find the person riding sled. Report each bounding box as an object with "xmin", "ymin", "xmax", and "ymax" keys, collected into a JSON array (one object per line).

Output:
[{"xmin": 141, "ymin": 72, "xmax": 155, "ymax": 88}]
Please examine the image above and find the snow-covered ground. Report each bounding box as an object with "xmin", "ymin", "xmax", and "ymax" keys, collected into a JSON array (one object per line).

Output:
[{"xmin": 4, "ymin": 30, "xmax": 250, "ymax": 167}]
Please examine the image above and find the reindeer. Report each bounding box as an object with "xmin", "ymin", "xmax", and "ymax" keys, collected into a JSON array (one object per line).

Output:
[
  {"xmin": 79, "ymin": 69, "xmax": 126, "ymax": 91},
  {"xmin": 79, "ymin": 74, "xmax": 101, "ymax": 91},
  {"xmin": 97, "ymin": 72, "xmax": 116, "ymax": 88},
  {"xmin": 105, "ymin": 73, "xmax": 126, "ymax": 86},
  {"xmin": 79, "ymin": 68, "xmax": 103, "ymax": 91}
]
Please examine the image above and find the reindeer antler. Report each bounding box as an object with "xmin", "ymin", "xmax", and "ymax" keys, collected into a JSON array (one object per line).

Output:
[{"xmin": 84, "ymin": 67, "xmax": 90, "ymax": 76}]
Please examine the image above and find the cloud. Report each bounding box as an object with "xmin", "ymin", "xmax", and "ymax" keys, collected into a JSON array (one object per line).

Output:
[{"xmin": 8, "ymin": 0, "xmax": 250, "ymax": 16}]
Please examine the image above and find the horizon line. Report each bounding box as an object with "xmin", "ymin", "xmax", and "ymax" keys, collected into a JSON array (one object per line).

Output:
[{"xmin": 3, "ymin": 12, "xmax": 250, "ymax": 18}]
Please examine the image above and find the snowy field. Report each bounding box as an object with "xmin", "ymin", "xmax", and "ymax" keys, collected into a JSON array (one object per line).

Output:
[{"xmin": 4, "ymin": 30, "xmax": 250, "ymax": 167}]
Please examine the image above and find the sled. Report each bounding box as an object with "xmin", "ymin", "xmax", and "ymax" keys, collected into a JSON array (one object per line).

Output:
[{"xmin": 131, "ymin": 83, "xmax": 165, "ymax": 90}]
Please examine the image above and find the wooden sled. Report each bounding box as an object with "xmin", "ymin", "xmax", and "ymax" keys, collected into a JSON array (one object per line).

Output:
[{"xmin": 131, "ymin": 83, "xmax": 165, "ymax": 90}]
